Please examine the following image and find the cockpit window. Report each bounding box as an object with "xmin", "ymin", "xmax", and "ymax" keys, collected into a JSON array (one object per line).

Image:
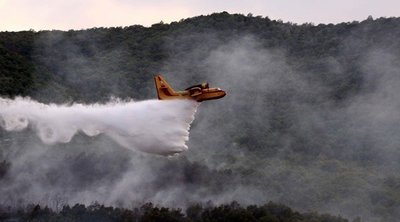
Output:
[{"xmin": 201, "ymin": 83, "xmax": 209, "ymax": 88}]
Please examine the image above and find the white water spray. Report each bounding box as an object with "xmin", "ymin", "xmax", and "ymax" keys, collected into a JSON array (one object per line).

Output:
[{"xmin": 0, "ymin": 97, "xmax": 198, "ymax": 155}]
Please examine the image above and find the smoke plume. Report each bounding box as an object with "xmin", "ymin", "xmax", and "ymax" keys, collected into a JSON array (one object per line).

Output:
[{"xmin": 2, "ymin": 18, "xmax": 400, "ymax": 222}]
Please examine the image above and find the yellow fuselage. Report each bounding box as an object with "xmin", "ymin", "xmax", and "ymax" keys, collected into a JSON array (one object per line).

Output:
[{"xmin": 154, "ymin": 75, "xmax": 226, "ymax": 102}]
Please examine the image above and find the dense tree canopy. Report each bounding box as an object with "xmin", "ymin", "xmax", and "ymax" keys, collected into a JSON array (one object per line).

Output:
[
  {"xmin": 0, "ymin": 202, "xmax": 349, "ymax": 222},
  {"xmin": 1, "ymin": 12, "xmax": 400, "ymax": 222}
]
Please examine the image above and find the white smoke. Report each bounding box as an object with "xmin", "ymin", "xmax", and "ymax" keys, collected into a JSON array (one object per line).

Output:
[{"xmin": 0, "ymin": 97, "xmax": 198, "ymax": 155}]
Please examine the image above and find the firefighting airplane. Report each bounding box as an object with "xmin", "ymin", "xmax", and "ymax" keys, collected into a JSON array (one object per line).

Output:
[{"xmin": 154, "ymin": 75, "xmax": 226, "ymax": 102}]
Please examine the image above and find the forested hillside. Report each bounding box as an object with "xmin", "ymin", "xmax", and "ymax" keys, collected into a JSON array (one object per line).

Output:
[
  {"xmin": 1, "ymin": 12, "xmax": 400, "ymax": 222},
  {"xmin": 1, "ymin": 202, "xmax": 350, "ymax": 222}
]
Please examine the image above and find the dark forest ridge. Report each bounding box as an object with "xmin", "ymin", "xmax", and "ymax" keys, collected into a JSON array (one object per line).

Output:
[
  {"xmin": 0, "ymin": 12, "xmax": 396, "ymax": 32},
  {"xmin": 1, "ymin": 12, "xmax": 400, "ymax": 102},
  {"xmin": 1, "ymin": 202, "xmax": 350, "ymax": 222}
]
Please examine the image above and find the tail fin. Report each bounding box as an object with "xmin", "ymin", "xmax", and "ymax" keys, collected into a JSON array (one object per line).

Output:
[{"xmin": 154, "ymin": 75, "xmax": 177, "ymax": 100}]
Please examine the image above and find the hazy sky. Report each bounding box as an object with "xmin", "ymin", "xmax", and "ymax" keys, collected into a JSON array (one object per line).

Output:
[{"xmin": 1, "ymin": 0, "xmax": 399, "ymax": 31}]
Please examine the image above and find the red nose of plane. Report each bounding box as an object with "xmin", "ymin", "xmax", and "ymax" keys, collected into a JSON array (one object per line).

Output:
[
  {"xmin": 216, "ymin": 90, "xmax": 226, "ymax": 99},
  {"xmin": 221, "ymin": 90, "xmax": 226, "ymax": 98}
]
